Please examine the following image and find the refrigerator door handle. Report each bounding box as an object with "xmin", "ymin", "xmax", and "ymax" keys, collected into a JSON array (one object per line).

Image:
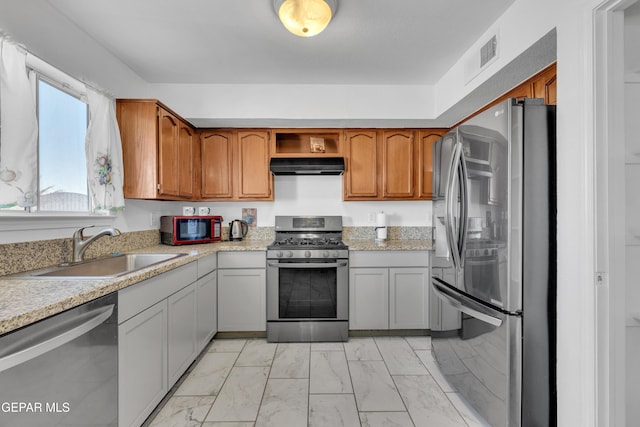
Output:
[
  {"xmin": 432, "ymin": 279, "xmax": 504, "ymax": 327},
  {"xmin": 458, "ymin": 146, "xmax": 470, "ymax": 267},
  {"xmin": 445, "ymin": 140, "xmax": 462, "ymax": 270}
]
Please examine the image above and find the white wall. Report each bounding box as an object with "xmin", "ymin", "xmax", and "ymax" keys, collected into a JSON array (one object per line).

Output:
[
  {"xmin": 149, "ymin": 83, "xmax": 436, "ymax": 127},
  {"xmin": 0, "ymin": 176, "xmax": 431, "ymax": 244},
  {"xmin": 119, "ymin": 176, "xmax": 432, "ymax": 231},
  {"xmin": 625, "ymin": 81, "xmax": 640, "ymax": 423}
]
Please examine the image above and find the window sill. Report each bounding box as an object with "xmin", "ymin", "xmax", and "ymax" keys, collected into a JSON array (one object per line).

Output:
[{"xmin": 0, "ymin": 213, "xmax": 116, "ymax": 232}]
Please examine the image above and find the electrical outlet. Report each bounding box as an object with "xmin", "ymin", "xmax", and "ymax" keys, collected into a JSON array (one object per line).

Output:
[{"xmin": 368, "ymin": 212, "xmax": 375, "ymax": 223}]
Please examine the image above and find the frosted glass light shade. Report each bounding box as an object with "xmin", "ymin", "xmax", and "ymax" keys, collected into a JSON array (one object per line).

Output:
[{"xmin": 275, "ymin": 0, "xmax": 336, "ymax": 37}]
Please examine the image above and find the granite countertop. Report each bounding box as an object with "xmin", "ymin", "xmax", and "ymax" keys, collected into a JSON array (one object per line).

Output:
[
  {"xmin": 344, "ymin": 239, "xmax": 432, "ymax": 251},
  {"xmin": 0, "ymin": 240, "xmax": 271, "ymax": 336},
  {"xmin": 0, "ymin": 238, "xmax": 432, "ymax": 336}
]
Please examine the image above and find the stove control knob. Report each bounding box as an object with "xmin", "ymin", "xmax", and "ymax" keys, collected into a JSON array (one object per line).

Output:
[
  {"xmin": 323, "ymin": 251, "xmax": 330, "ymax": 258},
  {"xmin": 286, "ymin": 251, "xmax": 293, "ymax": 258},
  {"xmin": 305, "ymin": 250, "xmax": 311, "ymax": 258},
  {"xmin": 332, "ymin": 251, "xmax": 339, "ymax": 258},
  {"xmin": 275, "ymin": 251, "xmax": 283, "ymax": 258}
]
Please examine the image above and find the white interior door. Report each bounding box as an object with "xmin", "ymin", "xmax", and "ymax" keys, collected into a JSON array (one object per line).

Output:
[
  {"xmin": 623, "ymin": 6, "xmax": 640, "ymax": 421},
  {"xmin": 595, "ymin": 1, "xmax": 640, "ymax": 426}
]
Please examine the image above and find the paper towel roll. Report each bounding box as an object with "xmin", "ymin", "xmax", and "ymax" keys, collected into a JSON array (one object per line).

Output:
[{"xmin": 376, "ymin": 212, "xmax": 387, "ymax": 240}]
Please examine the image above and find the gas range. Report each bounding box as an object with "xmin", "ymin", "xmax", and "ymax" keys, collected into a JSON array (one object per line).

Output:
[
  {"xmin": 267, "ymin": 216, "xmax": 348, "ymax": 260},
  {"xmin": 266, "ymin": 215, "xmax": 349, "ymax": 342}
]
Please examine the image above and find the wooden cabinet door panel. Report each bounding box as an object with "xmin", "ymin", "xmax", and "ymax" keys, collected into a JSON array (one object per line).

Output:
[
  {"xmin": 382, "ymin": 130, "xmax": 414, "ymax": 198},
  {"xmin": 158, "ymin": 108, "xmax": 180, "ymax": 197},
  {"xmin": 237, "ymin": 131, "xmax": 272, "ymax": 199},
  {"xmin": 117, "ymin": 101, "xmax": 158, "ymax": 199},
  {"xmin": 178, "ymin": 122, "xmax": 195, "ymax": 198},
  {"xmin": 418, "ymin": 130, "xmax": 446, "ymax": 199},
  {"xmin": 531, "ymin": 64, "xmax": 557, "ymax": 105},
  {"xmin": 201, "ymin": 131, "xmax": 233, "ymax": 199},
  {"xmin": 344, "ymin": 130, "xmax": 378, "ymax": 198}
]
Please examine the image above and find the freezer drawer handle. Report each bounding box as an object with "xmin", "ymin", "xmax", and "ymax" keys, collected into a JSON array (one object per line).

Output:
[
  {"xmin": 432, "ymin": 280, "xmax": 503, "ymax": 327},
  {"xmin": 0, "ymin": 304, "xmax": 114, "ymax": 373}
]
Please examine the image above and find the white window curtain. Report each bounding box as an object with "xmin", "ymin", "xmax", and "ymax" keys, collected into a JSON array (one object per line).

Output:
[
  {"xmin": 0, "ymin": 38, "xmax": 38, "ymax": 209},
  {"xmin": 85, "ymin": 87, "xmax": 125, "ymax": 213}
]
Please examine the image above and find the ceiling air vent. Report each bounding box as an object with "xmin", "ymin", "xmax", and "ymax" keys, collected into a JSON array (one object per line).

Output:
[
  {"xmin": 464, "ymin": 32, "xmax": 499, "ymax": 84},
  {"xmin": 480, "ymin": 35, "xmax": 498, "ymax": 68}
]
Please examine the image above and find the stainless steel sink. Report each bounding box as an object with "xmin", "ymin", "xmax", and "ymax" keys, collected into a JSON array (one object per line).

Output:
[{"xmin": 7, "ymin": 253, "xmax": 188, "ymax": 279}]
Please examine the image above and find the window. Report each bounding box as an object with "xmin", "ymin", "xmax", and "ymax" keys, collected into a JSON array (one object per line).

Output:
[
  {"xmin": 0, "ymin": 42, "xmax": 124, "ymax": 217},
  {"xmin": 37, "ymin": 78, "xmax": 89, "ymax": 212}
]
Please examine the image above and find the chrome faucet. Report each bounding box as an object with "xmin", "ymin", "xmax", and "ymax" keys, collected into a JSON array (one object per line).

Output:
[{"xmin": 72, "ymin": 226, "xmax": 122, "ymax": 262}]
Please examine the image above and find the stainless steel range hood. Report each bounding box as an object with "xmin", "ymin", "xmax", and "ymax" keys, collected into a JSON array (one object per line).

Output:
[{"xmin": 269, "ymin": 157, "xmax": 345, "ymax": 175}]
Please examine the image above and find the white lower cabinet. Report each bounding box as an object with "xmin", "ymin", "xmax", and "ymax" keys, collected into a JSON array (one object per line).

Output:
[
  {"xmin": 349, "ymin": 268, "xmax": 389, "ymax": 330},
  {"xmin": 167, "ymin": 283, "xmax": 197, "ymax": 385},
  {"xmin": 389, "ymin": 268, "xmax": 430, "ymax": 329},
  {"xmin": 118, "ymin": 261, "xmax": 206, "ymax": 427},
  {"xmin": 349, "ymin": 251, "xmax": 429, "ymax": 330},
  {"xmin": 217, "ymin": 251, "xmax": 266, "ymax": 332},
  {"xmin": 118, "ymin": 300, "xmax": 168, "ymax": 427},
  {"xmin": 196, "ymin": 270, "xmax": 217, "ymax": 353}
]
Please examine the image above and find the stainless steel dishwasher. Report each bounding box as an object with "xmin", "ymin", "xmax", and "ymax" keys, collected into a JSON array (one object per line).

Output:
[{"xmin": 0, "ymin": 292, "xmax": 117, "ymax": 427}]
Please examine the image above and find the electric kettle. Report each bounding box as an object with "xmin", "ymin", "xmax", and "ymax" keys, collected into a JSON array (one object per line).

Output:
[{"xmin": 229, "ymin": 219, "xmax": 249, "ymax": 241}]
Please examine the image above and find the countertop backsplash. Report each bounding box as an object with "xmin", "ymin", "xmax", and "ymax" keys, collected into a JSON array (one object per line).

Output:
[
  {"xmin": 1, "ymin": 226, "xmax": 433, "ymax": 276},
  {"xmin": 0, "ymin": 230, "xmax": 160, "ymax": 276},
  {"xmin": 343, "ymin": 226, "xmax": 432, "ymax": 241}
]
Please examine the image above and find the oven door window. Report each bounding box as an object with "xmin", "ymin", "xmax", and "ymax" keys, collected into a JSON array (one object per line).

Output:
[{"xmin": 278, "ymin": 263, "xmax": 337, "ymax": 319}]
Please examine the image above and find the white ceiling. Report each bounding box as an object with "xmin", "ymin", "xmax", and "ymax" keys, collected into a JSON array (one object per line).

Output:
[{"xmin": 45, "ymin": 0, "xmax": 514, "ymax": 86}]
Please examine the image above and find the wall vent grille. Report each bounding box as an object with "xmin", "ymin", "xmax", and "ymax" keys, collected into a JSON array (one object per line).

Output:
[{"xmin": 480, "ymin": 35, "xmax": 498, "ymax": 68}]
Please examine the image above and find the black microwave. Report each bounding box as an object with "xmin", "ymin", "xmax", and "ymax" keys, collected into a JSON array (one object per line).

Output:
[{"xmin": 160, "ymin": 215, "xmax": 223, "ymax": 245}]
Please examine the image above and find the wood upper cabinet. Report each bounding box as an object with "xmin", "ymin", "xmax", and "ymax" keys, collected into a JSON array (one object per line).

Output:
[
  {"xmin": 117, "ymin": 99, "xmax": 195, "ymax": 200},
  {"xmin": 236, "ymin": 130, "xmax": 273, "ymax": 200},
  {"xmin": 200, "ymin": 130, "xmax": 233, "ymax": 199},
  {"xmin": 531, "ymin": 63, "xmax": 557, "ymax": 105},
  {"xmin": 343, "ymin": 129, "xmax": 444, "ymax": 201},
  {"xmin": 177, "ymin": 121, "xmax": 195, "ymax": 198},
  {"xmin": 199, "ymin": 130, "xmax": 272, "ymax": 201},
  {"xmin": 382, "ymin": 130, "xmax": 415, "ymax": 198},
  {"xmin": 158, "ymin": 109, "xmax": 180, "ymax": 197},
  {"xmin": 344, "ymin": 130, "xmax": 378, "ymax": 199},
  {"xmin": 417, "ymin": 130, "xmax": 447, "ymax": 199}
]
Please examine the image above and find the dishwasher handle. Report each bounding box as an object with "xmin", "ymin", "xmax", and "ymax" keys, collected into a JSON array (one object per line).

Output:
[{"xmin": 0, "ymin": 304, "xmax": 114, "ymax": 373}]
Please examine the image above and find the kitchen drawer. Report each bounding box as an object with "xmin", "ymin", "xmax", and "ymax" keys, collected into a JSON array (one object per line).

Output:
[
  {"xmin": 197, "ymin": 253, "xmax": 217, "ymax": 277},
  {"xmin": 218, "ymin": 251, "xmax": 266, "ymax": 269},
  {"xmin": 118, "ymin": 262, "xmax": 198, "ymax": 324},
  {"xmin": 349, "ymin": 250, "xmax": 429, "ymax": 268}
]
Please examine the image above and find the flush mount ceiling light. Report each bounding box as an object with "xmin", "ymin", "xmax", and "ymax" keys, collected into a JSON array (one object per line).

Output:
[{"xmin": 273, "ymin": 0, "xmax": 338, "ymax": 37}]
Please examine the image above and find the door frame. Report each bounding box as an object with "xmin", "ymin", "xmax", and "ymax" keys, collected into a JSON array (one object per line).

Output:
[{"xmin": 593, "ymin": 0, "xmax": 636, "ymax": 425}]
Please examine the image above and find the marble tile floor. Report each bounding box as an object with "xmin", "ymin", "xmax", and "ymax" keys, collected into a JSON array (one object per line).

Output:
[{"xmin": 144, "ymin": 336, "xmax": 490, "ymax": 427}]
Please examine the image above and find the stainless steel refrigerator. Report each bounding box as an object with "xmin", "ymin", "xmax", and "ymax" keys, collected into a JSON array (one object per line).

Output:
[{"xmin": 429, "ymin": 98, "xmax": 556, "ymax": 427}]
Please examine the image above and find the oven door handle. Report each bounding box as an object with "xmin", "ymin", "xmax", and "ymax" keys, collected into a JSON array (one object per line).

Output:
[{"xmin": 268, "ymin": 261, "xmax": 348, "ymax": 269}]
